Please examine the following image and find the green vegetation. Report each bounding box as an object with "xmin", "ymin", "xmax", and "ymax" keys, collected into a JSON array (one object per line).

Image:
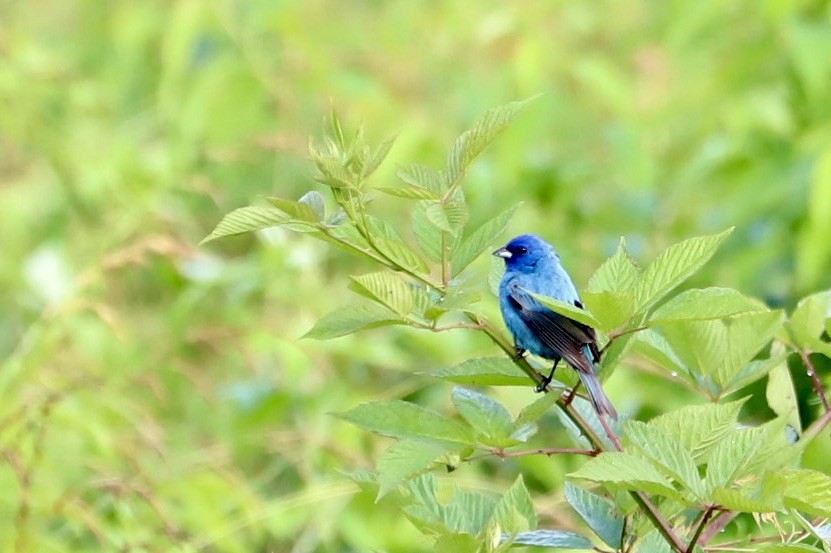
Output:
[{"xmin": 2, "ymin": 2, "xmax": 830, "ymax": 552}]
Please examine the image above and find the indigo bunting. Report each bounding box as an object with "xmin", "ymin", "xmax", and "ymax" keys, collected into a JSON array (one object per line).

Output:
[{"xmin": 494, "ymin": 234, "xmax": 618, "ymax": 419}]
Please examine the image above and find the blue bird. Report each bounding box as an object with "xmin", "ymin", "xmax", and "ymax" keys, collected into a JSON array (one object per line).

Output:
[{"xmin": 493, "ymin": 234, "xmax": 618, "ymax": 419}]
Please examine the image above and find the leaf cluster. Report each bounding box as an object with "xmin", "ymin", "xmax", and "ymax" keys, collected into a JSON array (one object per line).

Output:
[{"xmin": 205, "ymin": 102, "xmax": 831, "ymax": 553}]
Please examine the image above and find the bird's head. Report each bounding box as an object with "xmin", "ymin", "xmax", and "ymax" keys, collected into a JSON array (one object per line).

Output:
[{"xmin": 492, "ymin": 234, "xmax": 559, "ymax": 272}]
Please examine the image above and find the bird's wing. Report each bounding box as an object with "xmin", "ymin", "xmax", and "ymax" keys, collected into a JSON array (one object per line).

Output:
[{"xmin": 507, "ymin": 283, "xmax": 599, "ymax": 372}]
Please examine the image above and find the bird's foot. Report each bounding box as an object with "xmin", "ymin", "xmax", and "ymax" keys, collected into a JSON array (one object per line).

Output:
[
  {"xmin": 514, "ymin": 345, "xmax": 526, "ymax": 360},
  {"xmin": 534, "ymin": 360, "xmax": 559, "ymax": 393}
]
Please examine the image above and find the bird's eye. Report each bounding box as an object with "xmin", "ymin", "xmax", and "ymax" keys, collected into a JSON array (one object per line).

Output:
[{"xmin": 517, "ymin": 246, "xmax": 527, "ymax": 254}]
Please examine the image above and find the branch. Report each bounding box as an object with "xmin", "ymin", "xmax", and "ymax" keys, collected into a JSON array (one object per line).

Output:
[
  {"xmin": 318, "ymin": 226, "xmax": 437, "ymax": 290},
  {"xmin": 801, "ymin": 407, "xmax": 831, "ymax": 443},
  {"xmin": 408, "ymin": 320, "xmax": 487, "ymax": 333},
  {"xmin": 698, "ymin": 511, "xmax": 738, "ymax": 546},
  {"xmin": 466, "ymin": 312, "xmax": 688, "ymax": 553},
  {"xmin": 799, "ymin": 350, "xmax": 830, "ymax": 413},
  {"xmin": 705, "ymin": 530, "xmax": 810, "ymax": 551},
  {"xmin": 465, "ymin": 447, "xmax": 598, "ymax": 462},
  {"xmin": 601, "ymin": 325, "xmax": 649, "ymax": 354},
  {"xmin": 687, "ymin": 506, "xmax": 718, "ymax": 553}
]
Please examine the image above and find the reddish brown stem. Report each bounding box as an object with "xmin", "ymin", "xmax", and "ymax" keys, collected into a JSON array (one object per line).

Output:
[
  {"xmin": 466, "ymin": 447, "xmax": 599, "ymax": 462},
  {"xmin": 800, "ymin": 350, "xmax": 830, "ymax": 412}
]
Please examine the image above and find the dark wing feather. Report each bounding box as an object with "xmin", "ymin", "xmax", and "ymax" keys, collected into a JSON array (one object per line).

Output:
[{"xmin": 508, "ymin": 285, "xmax": 599, "ymax": 374}]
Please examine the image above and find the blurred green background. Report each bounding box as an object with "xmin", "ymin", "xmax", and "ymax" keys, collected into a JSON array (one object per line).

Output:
[{"xmin": 2, "ymin": 1, "xmax": 830, "ymax": 551}]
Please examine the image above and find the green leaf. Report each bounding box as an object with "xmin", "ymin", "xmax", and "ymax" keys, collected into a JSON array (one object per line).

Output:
[
  {"xmin": 443, "ymin": 489, "xmax": 497, "ymax": 535},
  {"xmin": 361, "ymin": 134, "xmax": 396, "ymax": 179},
  {"xmin": 491, "ymin": 476, "xmax": 536, "ymax": 533},
  {"xmin": 637, "ymin": 530, "xmax": 671, "ymax": 553},
  {"xmin": 489, "ymin": 258, "xmax": 505, "ymax": 296},
  {"xmin": 201, "ymin": 206, "xmax": 290, "ymax": 243},
  {"xmin": 633, "ymin": 228, "xmax": 734, "ymax": 313},
  {"xmin": 398, "ymin": 163, "xmax": 445, "ymax": 194},
  {"xmin": 706, "ymin": 427, "xmax": 763, "ymax": 489},
  {"xmin": 766, "ymin": 345, "xmax": 801, "ymax": 433},
  {"xmin": 568, "ymin": 452, "xmax": 682, "ymax": 500},
  {"xmin": 648, "ymin": 288, "xmax": 770, "ymax": 325},
  {"xmin": 630, "ymin": 330, "xmax": 692, "ymax": 383},
  {"xmin": 349, "ymin": 271, "xmax": 415, "ymax": 316},
  {"xmin": 782, "ymin": 469, "xmax": 831, "ymax": 518},
  {"xmin": 377, "ymin": 439, "xmax": 461, "ymax": 499},
  {"xmin": 423, "ymin": 200, "xmax": 468, "ymax": 234},
  {"xmin": 446, "ymin": 98, "xmax": 535, "ymax": 185},
  {"xmin": 451, "ymin": 387, "xmax": 514, "ymax": 445},
  {"xmin": 507, "ymin": 530, "xmax": 593, "ymax": 549},
  {"xmin": 436, "ymin": 282, "xmax": 481, "ymax": 311},
  {"xmin": 586, "ymin": 238, "xmax": 641, "ymax": 293},
  {"xmin": 266, "ymin": 196, "xmax": 320, "ymax": 223},
  {"xmin": 581, "ymin": 290, "xmax": 635, "ymax": 332},
  {"xmin": 302, "ymin": 303, "xmax": 406, "ymax": 339},
  {"xmin": 651, "ymin": 400, "xmax": 744, "ymax": 462},
  {"xmin": 755, "ymin": 544, "xmax": 826, "ymax": 553},
  {"xmin": 376, "ymin": 185, "xmax": 438, "ymax": 200},
  {"xmin": 661, "ymin": 310, "xmax": 785, "ymax": 395},
  {"xmin": 434, "ymin": 533, "xmax": 480, "ymax": 553},
  {"xmin": 564, "ymin": 483, "xmax": 623, "ymax": 549},
  {"xmin": 742, "ymin": 417, "xmax": 804, "ymax": 477},
  {"xmin": 452, "ymin": 204, "xmax": 520, "ymax": 275},
  {"xmin": 623, "ymin": 420, "xmax": 705, "ymax": 500},
  {"xmin": 373, "ymin": 236, "xmax": 429, "ymax": 274},
  {"xmin": 530, "ymin": 293, "xmax": 602, "ymax": 328},
  {"xmin": 422, "ymin": 357, "xmax": 530, "ymax": 387},
  {"xmin": 298, "ymin": 191, "xmax": 326, "ymax": 221},
  {"xmin": 554, "ymin": 398, "xmax": 617, "ymax": 451},
  {"xmin": 312, "ymin": 154, "xmax": 356, "ymax": 189},
  {"xmin": 513, "ymin": 393, "xmax": 560, "ymax": 429},
  {"xmin": 412, "ymin": 201, "xmax": 446, "ymax": 262},
  {"xmin": 723, "ymin": 354, "xmax": 790, "ymax": 396},
  {"xmin": 337, "ymin": 400, "xmax": 474, "ymax": 444},
  {"xmin": 789, "ymin": 290, "xmax": 831, "ymax": 350},
  {"xmin": 711, "ymin": 485, "xmax": 782, "ymax": 513}
]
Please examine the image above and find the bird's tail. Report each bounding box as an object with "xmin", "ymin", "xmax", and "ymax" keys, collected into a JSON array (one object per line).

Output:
[{"xmin": 576, "ymin": 368, "xmax": 618, "ymax": 420}]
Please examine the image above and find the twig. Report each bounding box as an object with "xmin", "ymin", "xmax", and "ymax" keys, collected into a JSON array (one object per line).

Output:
[
  {"xmin": 699, "ymin": 511, "xmax": 738, "ymax": 546},
  {"xmin": 801, "ymin": 407, "xmax": 831, "ymax": 443},
  {"xmin": 465, "ymin": 447, "xmax": 598, "ymax": 462},
  {"xmin": 468, "ymin": 312, "xmax": 688, "ymax": 553},
  {"xmin": 601, "ymin": 325, "xmax": 649, "ymax": 353},
  {"xmin": 705, "ymin": 530, "xmax": 810, "ymax": 551},
  {"xmin": 799, "ymin": 350, "xmax": 830, "ymax": 413},
  {"xmin": 497, "ymin": 447, "xmax": 598, "ymax": 458},
  {"xmin": 317, "ymin": 212, "xmax": 687, "ymax": 552},
  {"xmin": 687, "ymin": 506, "xmax": 718, "ymax": 553},
  {"xmin": 411, "ymin": 321, "xmax": 487, "ymax": 333}
]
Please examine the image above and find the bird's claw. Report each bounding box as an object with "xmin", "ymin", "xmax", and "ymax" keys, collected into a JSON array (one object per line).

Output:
[
  {"xmin": 534, "ymin": 375, "xmax": 552, "ymax": 393},
  {"xmin": 514, "ymin": 346, "xmax": 526, "ymax": 360}
]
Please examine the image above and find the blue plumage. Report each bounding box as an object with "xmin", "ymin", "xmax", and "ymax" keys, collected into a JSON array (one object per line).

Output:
[{"xmin": 494, "ymin": 234, "xmax": 618, "ymax": 419}]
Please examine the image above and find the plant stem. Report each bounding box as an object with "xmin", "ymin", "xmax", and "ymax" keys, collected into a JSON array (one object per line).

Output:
[
  {"xmin": 323, "ymin": 204, "xmax": 687, "ymax": 552},
  {"xmin": 318, "ymin": 226, "xmax": 437, "ymax": 290},
  {"xmin": 801, "ymin": 407, "xmax": 831, "ymax": 443},
  {"xmin": 799, "ymin": 350, "xmax": 830, "ymax": 413},
  {"xmin": 440, "ymin": 231, "xmax": 450, "ymax": 290},
  {"xmin": 687, "ymin": 506, "xmax": 717, "ymax": 553},
  {"xmin": 706, "ymin": 530, "xmax": 810, "ymax": 551},
  {"xmin": 698, "ymin": 511, "xmax": 737, "ymax": 546},
  {"xmin": 466, "ymin": 312, "xmax": 688, "ymax": 553},
  {"xmin": 412, "ymin": 322, "xmax": 487, "ymax": 333},
  {"xmin": 465, "ymin": 447, "xmax": 598, "ymax": 462},
  {"xmin": 601, "ymin": 325, "xmax": 649, "ymax": 354}
]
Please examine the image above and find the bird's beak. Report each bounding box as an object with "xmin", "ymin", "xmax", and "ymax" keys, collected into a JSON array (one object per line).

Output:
[{"xmin": 492, "ymin": 247, "xmax": 512, "ymax": 259}]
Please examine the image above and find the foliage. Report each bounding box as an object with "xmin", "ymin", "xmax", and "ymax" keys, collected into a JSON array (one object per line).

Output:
[
  {"xmin": 204, "ymin": 101, "xmax": 831, "ymax": 552},
  {"xmin": 3, "ymin": 2, "xmax": 831, "ymax": 552}
]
